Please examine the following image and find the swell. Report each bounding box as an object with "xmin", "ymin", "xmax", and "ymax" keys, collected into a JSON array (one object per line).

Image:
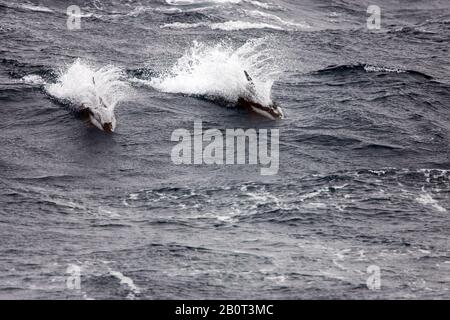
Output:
[
  {"xmin": 315, "ymin": 63, "xmax": 433, "ymax": 80},
  {"xmin": 0, "ymin": 58, "xmax": 58, "ymax": 82}
]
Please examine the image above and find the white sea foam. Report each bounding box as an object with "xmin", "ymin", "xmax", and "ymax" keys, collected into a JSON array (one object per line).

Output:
[
  {"xmin": 245, "ymin": 0, "xmax": 275, "ymax": 10},
  {"xmin": 21, "ymin": 74, "xmax": 45, "ymax": 85},
  {"xmin": 165, "ymin": 0, "xmax": 276, "ymax": 7},
  {"xmin": 159, "ymin": 5, "xmax": 308, "ymax": 31},
  {"xmin": 244, "ymin": 10, "xmax": 310, "ymax": 29},
  {"xmin": 415, "ymin": 190, "xmax": 446, "ymax": 213},
  {"xmin": 161, "ymin": 20, "xmax": 284, "ymax": 31},
  {"xmin": 160, "ymin": 22, "xmax": 205, "ymax": 29},
  {"xmin": 127, "ymin": 5, "xmax": 215, "ymax": 16},
  {"xmin": 364, "ymin": 65, "xmax": 406, "ymax": 73},
  {"xmin": 109, "ymin": 270, "xmax": 141, "ymax": 299},
  {"xmin": 146, "ymin": 39, "xmax": 280, "ymax": 106},
  {"xmin": 214, "ymin": 20, "xmax": 284, "ymax": 30},
  {"xmin": 166, "ymin": 0, "xmax": 241, "ymax": 5},
  {"xmin": 19, "ymin": 4, "xmax": 53, "ymax": 13}
]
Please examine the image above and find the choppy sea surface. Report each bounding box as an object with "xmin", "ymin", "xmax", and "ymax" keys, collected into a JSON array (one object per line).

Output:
[{"xmin": 0, "ymin": 0, "xmax": 449, "ymax": 299}]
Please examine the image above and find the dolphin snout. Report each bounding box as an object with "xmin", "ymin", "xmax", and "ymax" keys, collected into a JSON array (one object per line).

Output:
[
  {"xmin": 103, "ymin": 122, "xmax": 113, "ymax": 133},
  {"xmin": 274, "ymin": 107, "xmax": 284, "ymax": 119},
  {"xmin": 270, "ymin": 105, "xmax": 284, "ymax": 119}
]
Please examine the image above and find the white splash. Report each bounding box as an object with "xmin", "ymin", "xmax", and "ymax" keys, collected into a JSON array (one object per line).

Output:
[
  {"xmin": 146, "ymin": 39, "xmax": 280, "ymax": 106},
  {"xmin": 45, "ymin": 59, "xmax": 130, "ymax": 131}
]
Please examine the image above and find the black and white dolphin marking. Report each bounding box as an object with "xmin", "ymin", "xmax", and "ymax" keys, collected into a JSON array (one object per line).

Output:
[
  {"xmin": 79, "ymin": 77, "xmax": 116, "ymax": 133},
  {"xmin": 236, "ymin": 71, "xmax": 284, "ymax": 120}
]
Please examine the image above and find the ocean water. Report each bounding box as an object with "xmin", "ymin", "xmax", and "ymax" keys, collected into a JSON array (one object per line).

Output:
[{"xmin": 0, "ymin": 0, "xmax": 449, "ymax": 299}]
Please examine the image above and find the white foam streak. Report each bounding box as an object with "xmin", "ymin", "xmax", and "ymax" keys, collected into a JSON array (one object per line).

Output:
[
  {"xmin": 364, "ymin": 65, "xmax": 406, "ymax": 73},
  {"xmin": 161, "ymin": 20, "xmax": 284, "ymax": 31},
  {"xmin": 245, "ymin": 0, "xmax": 277, "ymax": 10},
  {"xmin": 127, "ymin": 5, "xmax": 215, "ymax": 16},
  {"xmin": 109, "ymin": 270, "xmax": 141, "ymax": 299},
  {"xmin": 19, "ymin": 4, "xmax": 53, "ymax": 13},
  {"xmin": 245, "ymin": 10, "xmax": 310, "ymax": 29},
  {"xmin": 165, "ymin": 0, "xmax": 278, "ymax": 8},
  {"xmin": 415, "ymin": 190, "xmax": 446, "ymax": 213},
  {"xmin": 212, "ymin": 20, "xmax": 284, "ymax": 31},
  {"xmin": 166, "ymin": 0, "xmax": 241, "ymax": 5}
]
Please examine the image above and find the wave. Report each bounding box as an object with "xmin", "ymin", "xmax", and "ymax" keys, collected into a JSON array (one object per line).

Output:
[
  {"xmin": 415, "ymin": 189, "xmax": 447, "ymax": 213},
  {"xmin": 165, "ymin": 0, "xmax": 280, "ymax": 10},
  {"xmin": 210, "ymin": 21, "xmax": 283, "ymax": 31},
  {"xmin": 21, "ymin": 4, "xmax": 53, "ymax": 13},
  {"xmin": 45, "ymin": 59, "xmax": 130, "ymax": 112},
  {"xmin": 245, "ymin": 0, "xmax": 281, "ymax": 10},
  {"xmin": 161, "ymin": 20, "xmax": 284, "ymax": 31},
  {"xmin": 166, "ymin": 0, "xmax": 241, "ymax": 5},
  {"xmin": 160, "ymin": 9, "xmax": 309, "ymax": 31},
  {"xmin": 363, "ymin": 65, "xmax": 406, "ymax": 73},
  {"xmin": 9, "ymin": 3, "xmax": 54, "ymax": 13},
  {"xmin": 244, "ymin": 10, "xmax": 310, "ymax": 29},
  {"xmin": 141, "ymin": 39, "xmax": 280, "ymax": 106},
  {"xmin": 1, "ymin": 58, "xmax": 57, "ymax": 82},
  {"xmin": 158, "ymin": 1, "xmax": 299, "ymax": 31},
  {"xmin": 0, "ymin": 2, "xmax": 53, "ymax": 14},
  {"xmin": 127, "ymin": 5, "xmax": 213, "ymax": 16},
  {"xmin": 315, "ymin": 64, "xmax": 433, "ymax": 79}
]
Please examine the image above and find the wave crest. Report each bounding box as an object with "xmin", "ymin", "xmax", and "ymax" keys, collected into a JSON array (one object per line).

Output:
[{"xmin": 161, "ymin": 20, "xmax": 284, "ymax": 31}]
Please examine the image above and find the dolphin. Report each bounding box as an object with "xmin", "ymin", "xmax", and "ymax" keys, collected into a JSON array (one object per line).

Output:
[
  {"xmin": 236, "ymin": 71, "xmax": 284, "ymax": 120},
  {"xmin": 79, "ymin": 77, "xmax": 116, "ymax": 133}
]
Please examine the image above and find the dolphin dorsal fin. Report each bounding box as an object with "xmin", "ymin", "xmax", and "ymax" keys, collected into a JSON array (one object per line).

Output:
[
  {"xmin": 92, "ymin": 76, "xmax": 106, "ymax": 108},
  {"xmin": 99, "ymin": 97, "xmax": 108, "ymax": 109},
  {"xmin": 244, "ymin": 70, "xmax": 253, "ymax": 83},
  {"xmin": 244, "ymin": 70, "xmax": 256, "ymax": 97}
]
